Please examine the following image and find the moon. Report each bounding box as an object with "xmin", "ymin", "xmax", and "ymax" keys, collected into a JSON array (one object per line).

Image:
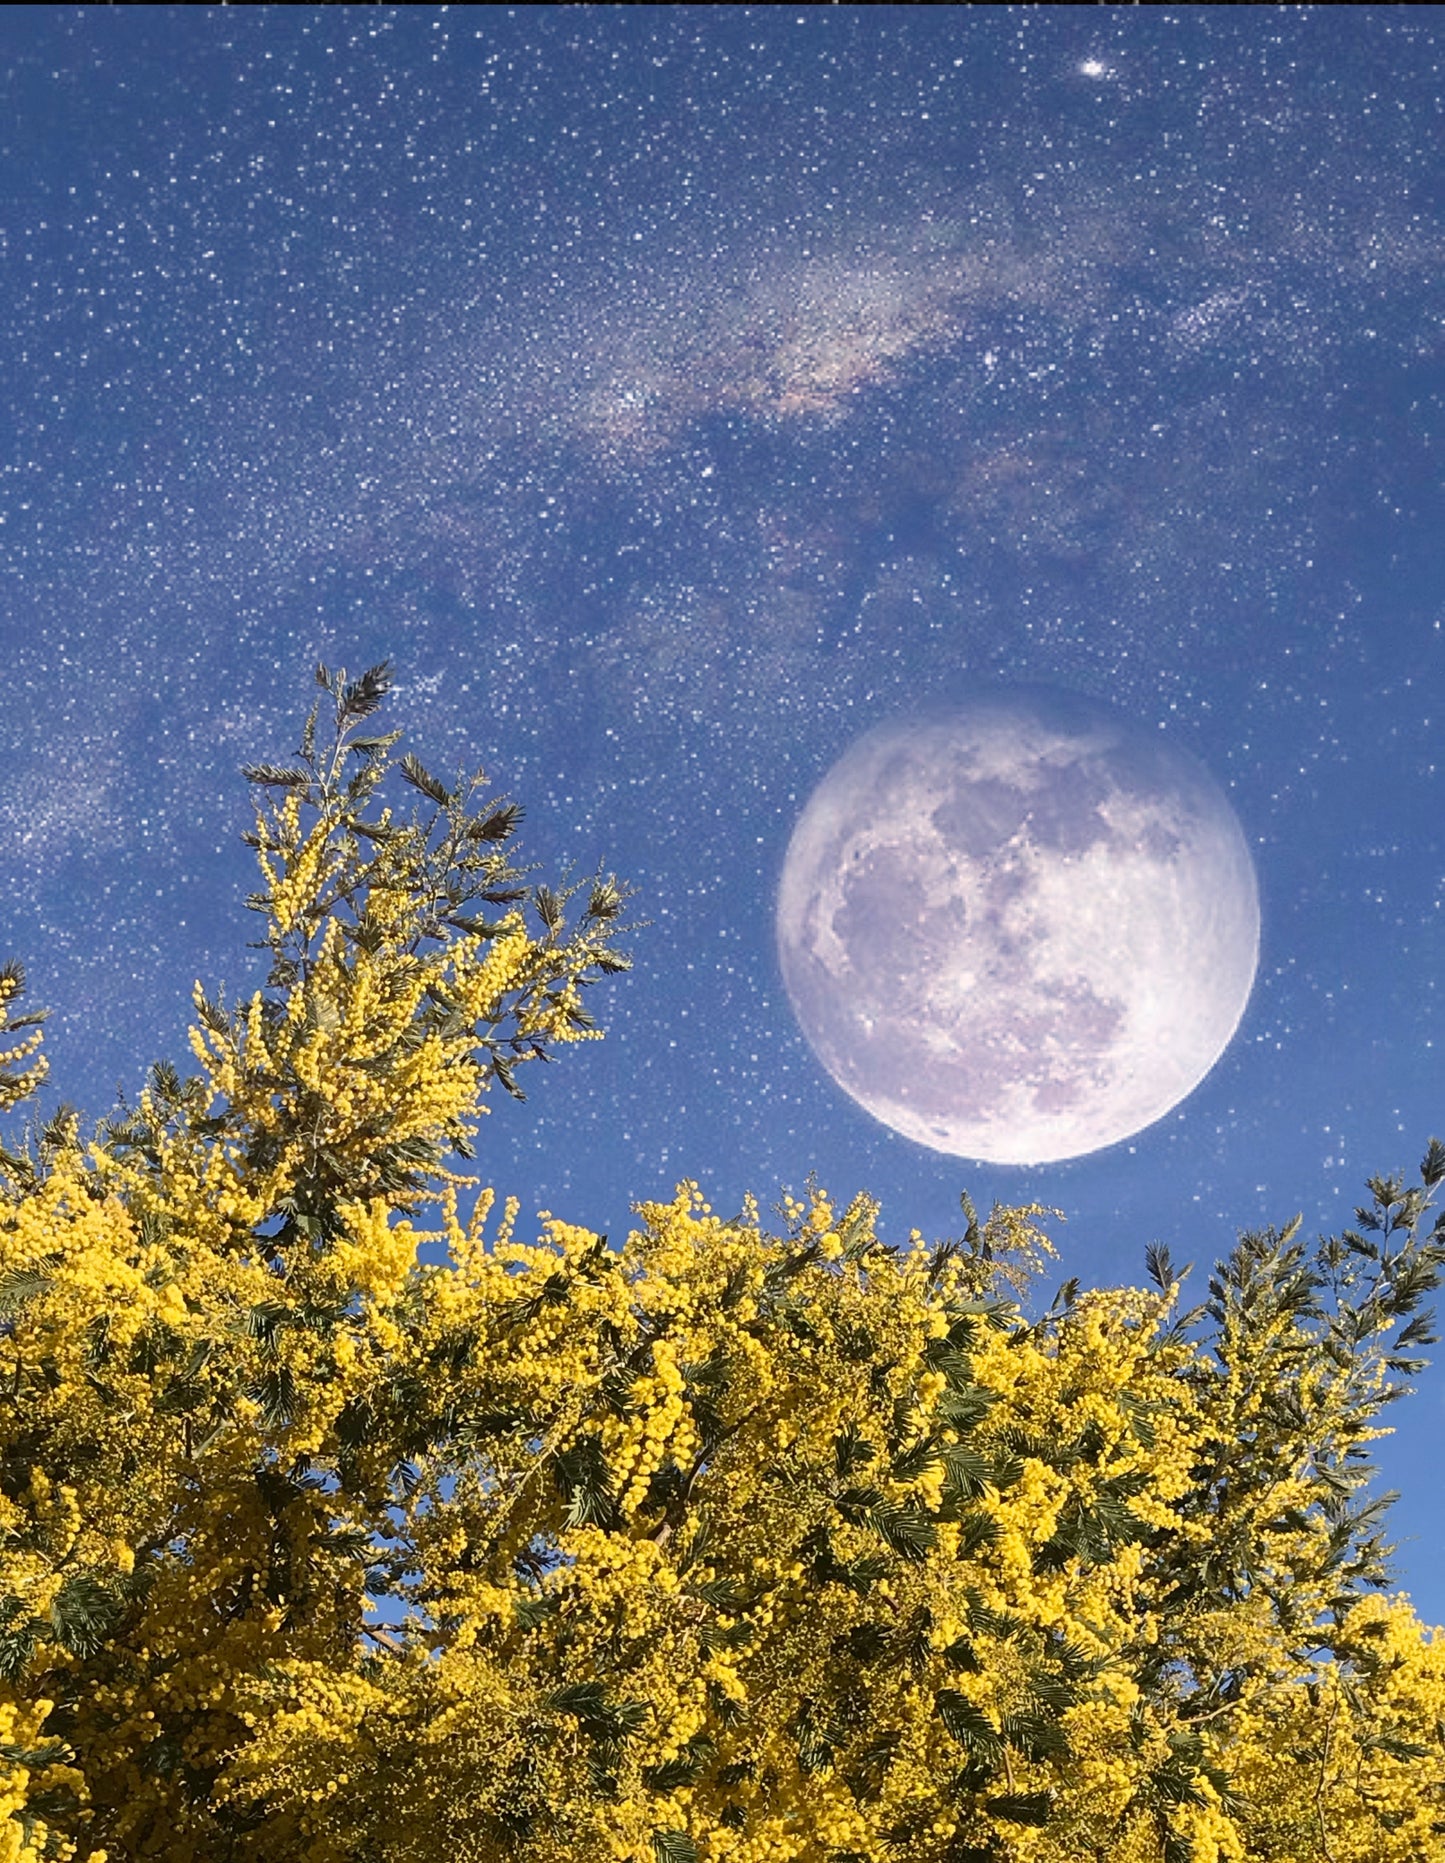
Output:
[{"xmin": 776, "ymin": 689, "xmax": 1260, "ymax": 1164}]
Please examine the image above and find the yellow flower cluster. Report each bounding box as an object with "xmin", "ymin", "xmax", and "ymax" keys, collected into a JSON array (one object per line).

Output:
[
  {"xmin": 8, "ymin": 1101, "xmax": 1445, "ymax": 1863},
  {"xmin": 0, "ymin": 968, "xmax": 47, "ymax": 1114}
]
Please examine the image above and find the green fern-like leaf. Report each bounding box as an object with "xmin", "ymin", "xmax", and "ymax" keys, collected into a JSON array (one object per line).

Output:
[
  {"xmin": 468, "ymin": 801, "xmax": 523, "ymax": 843},
  {"xmin": 0, "ymin": 1257, "xmax": 57, "ymax": 1316},
  {"xmin": 936, "ymin": 1689, "xmax": 1002, "ymax": 1761},
  {"xmin": 49, "ymin": 1574, "xmax": 122, "ymax": 1659},
  {"xmin": 869, "ymin": 1498, "xmax": 937, "ymax": 1563},
  {"xmin": 651, "ymin": 1832, "xmax": 699, "ymax": 1863},
  {"xmin": 398, "ymin": 752, "xmax": 452, "ymax": 806},
  {"xmin": 241, "ymin": 763, "xmax": 313, "ymax": 789},
  {"xmin": 1001, "ymin": 1711, "xmax": 1068, "ymax": 1763},
  {"xmin": 338, "ymin": 661, "xmax": 393, "ymax": 723},
  {"xmin": 552, "ymin": 1434, "xmax": 620, "ymax": 1531},
  {"xmin": 248, "ymin": 1365, "xmax": 299, "ymax": 1430},
  {"xmin": 986, "ymin": 1791, "xmax": 1053, "ymax": 1826}
]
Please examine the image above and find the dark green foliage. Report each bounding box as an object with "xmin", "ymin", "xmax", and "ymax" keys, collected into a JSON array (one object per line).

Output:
[
  {"xmin": 552, "ymin": 1433, "xmax": 621, "ymax": 1530},
  {"xmin": 545, "ymin": 1680, "xmax": 649, "ymax": 1744},
  {"xmin": 398, "ymin": 753, "xmax": 453, "ymax": 808},
  {"xmin": 834, "ymin": 1423, "xmax": 876, "ymax": 1478},
  {"xmin": 643, "ymin": 1734, "xmax": 716, "ymax": 1793},
  {"xmin": 998, "ymin": 1709, "xmax": 1068, "ymax": 1764},
  {"xmin": 838, "ymin": 1622, "xmax": 890, "ymax": 1665},
  {"xmin": 800, "ymin": 1523, "xmax": 894, "ymax": 1596},
  {"xmin": 793, "ymin": 1695, "xmax": 848, "ymax": 1773},
  {"xmin": 0, "ymin": 1258, "xmax": 57, "ymax": 1317},
  {"xmin": 48, "ymin": 1573, "xmax": 123, "ymax": 1659},
  {"xmin": 896, "ymin": 1605, "xmax": 936, "ymax": 1673},
  {"xmin": 651, "ymin": 1832, "xmax": 699, "ymax": 1863},
  {"xmin": 1033, "ymin": 1470, "xmax": 1151, "ymax": 1573},
  {"xmin": 950, "ymin": 1510, "xmax": 1002, "ymax": 1559},
  {"xmin": 985, "ymin": 1791, "xmax": 1053, "ymax": 1826},
  {"xmin": 833, "ymin": 1486, "xmax": 937, "ymax": 1563},
  {"xmin": 936, "ymin": 1689, "xmax": 1003, "ymax": 1764},
  {"xmin": 0, "ymin": 1596, "xmax": 41, "ymax": 1681}
]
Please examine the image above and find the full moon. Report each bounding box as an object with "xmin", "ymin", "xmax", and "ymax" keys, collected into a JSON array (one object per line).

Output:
[{"xmin": 776, "ymin": 689, "xmax": 1259, "ymax": 1164}]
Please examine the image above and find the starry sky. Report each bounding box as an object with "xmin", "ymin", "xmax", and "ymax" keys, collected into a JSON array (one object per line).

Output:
[{"xmin": 2, "ymin": 8, "xmax": 1442, "ymax": 1617}]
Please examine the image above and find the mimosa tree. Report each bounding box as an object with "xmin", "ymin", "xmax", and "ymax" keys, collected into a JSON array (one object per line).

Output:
[{"xmin": 2, "ymin": 667, "xmax": 1442, "ymax": 1863}]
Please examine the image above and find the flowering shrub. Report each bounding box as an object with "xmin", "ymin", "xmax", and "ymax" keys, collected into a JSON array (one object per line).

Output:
[{"xmin": 2, "ymin": 668, "xmax": 1442, "ymax": 1862}]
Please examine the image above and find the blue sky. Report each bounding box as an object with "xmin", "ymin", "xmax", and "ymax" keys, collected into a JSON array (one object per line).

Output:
[{"xmin": 2, "ymin": 7, "xmax": 1441, "ymax": 1617}]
